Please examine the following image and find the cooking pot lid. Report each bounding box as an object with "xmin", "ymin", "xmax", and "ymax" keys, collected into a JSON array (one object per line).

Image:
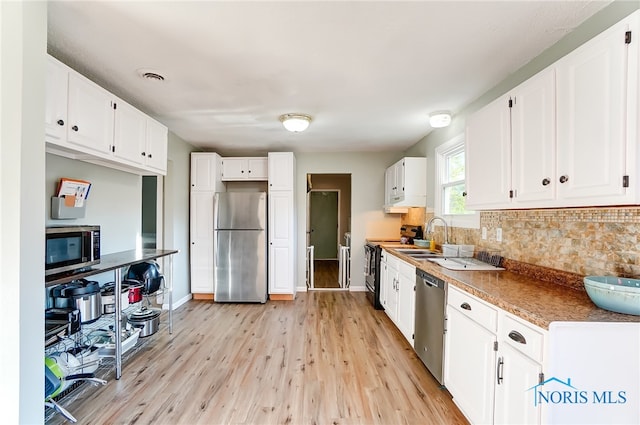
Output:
[
  {"xmin": 101, "ymin": 282, "xmax": 130, "ymax": 295},
  {"xmin": 129, "ymin": 308, "xmax": 160, "ymax": 319},
  {"xmin": 61, "ymin": 279, "xmax": 100, "ymax": 297}
]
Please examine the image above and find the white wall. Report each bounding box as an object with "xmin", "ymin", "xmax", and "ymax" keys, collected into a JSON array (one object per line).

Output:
[
  {"xmin": 295, "ymin": 152, "xmax": 401, "ymax": 291},
  {"xmin": 0, "ymin": 1, "xmax": 46, "ymax": 422},
  {"xmin": 46, "ymin": 154, "xmax": 141, "ymax": 253},
  {"xmin": 164, "ymin": 132, "xmax": 197, "ymax": 303}
]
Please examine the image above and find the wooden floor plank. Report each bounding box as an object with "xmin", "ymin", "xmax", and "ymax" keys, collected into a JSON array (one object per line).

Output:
[{"xmin": 47, "ymin": 292, "xmax": 468, "ymax": 425}]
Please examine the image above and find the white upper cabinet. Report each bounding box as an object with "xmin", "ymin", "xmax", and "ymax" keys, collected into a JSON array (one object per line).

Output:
[
  {"xmin": 112, "ymin": 99, "xmax": 147, "ymax": 166},
  {"xmin": 221, "ymin": 157, "xmax": 268, "ymax": 181},
  {"xmin": 465, "ymin": 93, "xmax": 512, "ymax": 210},
  {"xmin": 268, "ymin": 152, "xmax": 295, "ymax": 191},
  {"xmin": 45, "ymin": 55, "xmax": 168, "ymax": 175},
  {"xmin": 466, "ymin": 10, "xmax": 639, "ymax": 210},
  {"xmin": 555, "ymin": 11, "xmax": 638, "ymax": 206},
  {"xmin": 384, "ymin": 157, "xmax": 427, "ymax": 208},
  {"xmin": 144, "ymin": 117, "xmax": 168, "ymax": 174},
  {"xmin": 45, "ymin": 57, "xmax": 69, "ymax": 144},
  {"xmin": 66, "ymin": 71, "xmax": 114, "ymax": 155},
  {"xmin": 510, "ymin": 67, "xmax": 557, "ymax": 206},
  {"xmin": 191, "ymin": 152, "xmax": 224, "ymax": 191}
]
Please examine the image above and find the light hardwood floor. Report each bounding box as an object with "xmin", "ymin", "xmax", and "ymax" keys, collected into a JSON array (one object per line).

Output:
[
  {"xmin": 48, "ymin": 292, "xmax": 468, "ymax": 425},
  {"xmin": 312, "ymin": 260, "xmax": 340, "ymax": 289}
]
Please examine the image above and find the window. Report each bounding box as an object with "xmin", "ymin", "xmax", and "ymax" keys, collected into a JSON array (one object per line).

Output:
[{"xmin": 435, "ymin": 134, "xmax": 479, "ymax": 228}]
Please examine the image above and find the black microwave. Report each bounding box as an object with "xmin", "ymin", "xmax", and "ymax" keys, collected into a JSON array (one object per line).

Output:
[{"xmin": 45, "ymin": 225, "xmax": 101, "ymax": 276}]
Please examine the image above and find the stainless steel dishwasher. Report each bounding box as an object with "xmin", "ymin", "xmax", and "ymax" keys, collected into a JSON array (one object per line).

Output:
[{"xmin": 414, "ymin": 268, "xmax": 446, "ymax": 385}]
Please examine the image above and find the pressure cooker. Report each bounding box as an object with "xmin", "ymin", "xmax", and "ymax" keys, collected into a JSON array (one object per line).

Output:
[
  {"xmin": 127, "ymin": 307, "xmax": 161, "ymax": 337},
  {"xmin": 100, "ymin": 281, "xmax": 131, "ymax": 314},
  {"xmin": 52, "ymin": 279, "xmax": 102, "ymax": 324}
]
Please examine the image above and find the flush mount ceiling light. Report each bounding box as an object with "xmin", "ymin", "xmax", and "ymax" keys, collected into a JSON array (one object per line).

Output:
[
  {"xmin": 279, "ymin": 114, "xmax": 312, "ymax": 132},
  {"xmin": 429, "ymin": 111, "xmax": 452, "ymax": 128}
]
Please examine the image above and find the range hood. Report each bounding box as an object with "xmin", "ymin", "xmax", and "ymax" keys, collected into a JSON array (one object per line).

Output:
[{"xmin": 383, "ymin": 194, "xmax": 427, "ymax": 213}]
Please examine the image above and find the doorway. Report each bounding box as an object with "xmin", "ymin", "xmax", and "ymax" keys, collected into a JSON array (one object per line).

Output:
[
  {"xmin": 142, "ymin": 175, "xmax": 163, "ymax": 250},
  {"xmin": 306, "ymin": 174, "xmax": 351, "ymax": 290}
]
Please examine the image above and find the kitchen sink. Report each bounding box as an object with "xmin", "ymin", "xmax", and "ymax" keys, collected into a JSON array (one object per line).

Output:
[{"xmin": 395, "ymin": 249, "xmax": 442, "ymax": 258}]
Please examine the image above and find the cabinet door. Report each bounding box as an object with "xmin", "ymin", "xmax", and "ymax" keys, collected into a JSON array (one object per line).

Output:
[
  {"xmin": 511, "ymin": 67, "xmax": 556, "ymax": 206},
  {"xmin": 395, "ymin": 159, "xmax": 405, "ymax": 201},
  {"xmin": 45, "ymin": 57, "xmax": 68, "ymax": 144},
  {"xmin": 556, "ymin": 16, "xmax": 631, "ymax": 204},
  {"xmin": 113, "ymin": 100, "xmax": 146, "ymax": 166},
  {"xmin": 388, "ymin": 161, "xmax": 403, "ymax": 203},
  {"xmin": 268, "ymin": 191, "xmax": 294, "ymax": 294},
  {"xmin": 379, "ymin": 254, "xmax": 388, "ymax": 309},
  {"xmin": 247, "ymin": 157, "xmax": 268, "ymax": 180},
  {"xmin": 145, "ymin": 118, "xmax": 168, "ymax": 174},
  {"xmin": 191, "ymin": 153, "xmax": 223, "ymax": 191},
  {"xmin": 385, "ymin": 260, "xmax": 399, "ymax": 323},
  {"xmin": 494, "ymin": 344, "xmax": 543, "ymax": 425},
  {"xmin": 384, "ymin": 166, "xmax": 395, "ymax": 205},
  {"xmin": 190, "ymin": 191, "xmax": 214, "ymax": 293},
  {"xmin": 444, "ymin": 306, "xmax": 496, "ymax": 425},
  {"xmin": 465, "ymin": 94, "xmax": 512, "ymax": 209},
  {"xmin": 67, "ymin": 72, "xmax": 114, "ymax": 155},
  {"xmin": 221, "ymin": 158, "xmax": 247, "ymax": 180},
  {"xmin": 396, "ymin": 263, "xmax": 416, "ymax": 344},
  {"xmin": 268, "ymin": 152, "xmax": 295, "ymax": 191}
]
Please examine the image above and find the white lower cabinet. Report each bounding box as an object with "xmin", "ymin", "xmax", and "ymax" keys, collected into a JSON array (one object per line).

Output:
[
  {"xmin": 445, "ymin": 286, "xmax": 498, "ymax": 424},
  {"xmin": 494, "ymin": 342, "xmax": 543, "ymax": 425},
  {"xmin": 445, "ymin": 285, "xmax": 546, "ymax": 425},
  {"xmin": 396, "ymin": 260, "xmax": 416, "ymax": 344},
  {"xmin": 381, "ymin": 250, "xmax": 415, "ymax": 345},
  {"xmin": 382, "ymin": 253, "xmax": 399, "ymax": 323}
]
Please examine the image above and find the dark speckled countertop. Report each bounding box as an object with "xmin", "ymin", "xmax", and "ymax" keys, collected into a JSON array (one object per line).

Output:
[{"xmin": 381, "ymin": 246, "xmax": 640, "ymax": 329}]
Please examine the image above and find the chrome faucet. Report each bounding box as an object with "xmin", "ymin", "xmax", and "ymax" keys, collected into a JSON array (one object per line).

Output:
[{"xmin": 426, "ymin": 216, "xmax": 449, "ymax": 245}]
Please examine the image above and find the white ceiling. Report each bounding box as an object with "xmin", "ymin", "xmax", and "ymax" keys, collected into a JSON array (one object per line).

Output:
[{"xmin": 47, "ymin": 1, "xmax": 611, "ymax": 155}]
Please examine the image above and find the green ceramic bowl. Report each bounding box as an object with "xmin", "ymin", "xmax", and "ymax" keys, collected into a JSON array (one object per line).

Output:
[{"xmin": 583, "ymin": 276, "xmax": 640, "ymax": 316}]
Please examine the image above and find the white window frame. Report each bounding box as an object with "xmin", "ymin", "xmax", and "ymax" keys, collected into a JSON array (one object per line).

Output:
[{"xmin": 434, "ymin": 134, "xmax": 480, "ymax": 229}]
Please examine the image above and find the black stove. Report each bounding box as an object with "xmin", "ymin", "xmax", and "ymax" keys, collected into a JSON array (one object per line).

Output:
[{"xmin": 365, "ymin": 225, "xmax": 422, "ymax": 310}]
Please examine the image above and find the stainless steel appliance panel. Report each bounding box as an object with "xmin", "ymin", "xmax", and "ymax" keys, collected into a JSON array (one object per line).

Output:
[
  {"xmin": 214, "ymin": 192, "xmax": 266, "ymax": 230},
  {"xmin": 414, "ymin": 269, "xmax": 446, "ymax": 385},
  {"xmin": 214, "ymin": 229, "xmax": 267, "ymax": 303}
]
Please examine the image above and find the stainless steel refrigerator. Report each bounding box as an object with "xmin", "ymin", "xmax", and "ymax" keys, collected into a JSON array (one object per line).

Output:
[{"xmin": 213, "ymin": 192, "xmax": 267, "ymax": 303}]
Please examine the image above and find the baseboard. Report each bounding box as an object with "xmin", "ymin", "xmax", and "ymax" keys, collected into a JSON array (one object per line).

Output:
[
  {"xmin": 348, "ymin": 285, "xmax": 367, "ymax": 292},
  {"xmin": 163, "ymin": 293, "xmax": 194, "ymax": 310},
  {"xmin": 296, "ymin": 286, "xmax": 308, "ymax": 293},
  {"xmin": 192, "ymin": 293, "xmax": 214, "ymax": 301},
  {"xmin": 269, "ymin": 293, "xmax": 294, "ymax": 301}
]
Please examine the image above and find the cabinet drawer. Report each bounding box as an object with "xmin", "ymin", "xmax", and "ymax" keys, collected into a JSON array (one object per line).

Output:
[
  {"xmin": 447, "ymin": 285, "xmax": 498, "ymax": 333},
  {"xmin": 501, "ymin": 314, "xmax": 545, "ymax": 362}
]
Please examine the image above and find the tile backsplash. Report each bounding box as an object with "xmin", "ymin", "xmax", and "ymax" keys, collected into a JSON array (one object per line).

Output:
[
  {"xmin": 404, "ymin": 207, "xmax": 640, "ymax": 277},
  {"xmin": 443, "ymin": 207, "xmax": 640, "ymax": 278}
]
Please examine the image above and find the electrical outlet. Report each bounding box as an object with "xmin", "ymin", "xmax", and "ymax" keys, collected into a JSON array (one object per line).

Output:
[
  {"xmin": 496, "ymin": 228, "xmax": 503, "ymax": 242},
  {"xmin": 482, "ymin": 227, "xmax": 487, "ymax": 240}
]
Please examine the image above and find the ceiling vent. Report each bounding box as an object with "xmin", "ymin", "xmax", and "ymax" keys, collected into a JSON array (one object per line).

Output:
[{"xmin": 137, "ymin": 69, "xmax": 165, "ymax": 82}]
